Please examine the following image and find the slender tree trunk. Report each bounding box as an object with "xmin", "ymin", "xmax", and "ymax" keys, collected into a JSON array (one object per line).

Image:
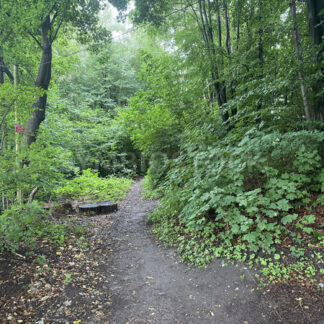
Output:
[
  {"xmin": 14, "ymin": 64, "xmax": 22, "ymax": 203},
  {"xmin": 306, "ymin": 0, "xmax": 324, "ymax": 47},
  {"xmin": 306, "ymin": 0, "xmax": 324, "ymax": 121},
  {"xmin": 256, "ymin": 1, "xmax": 263, "ymax": 123},
  {"xmin": 236, "ymin": 0, "xmax": 241, "ymax": 50},
  {"xmin": 290, "ymin": 0, "xmax": 313, "ymax": 121},
  {"xmin": 215, "ymin": 0, "xmax": 228, "ymax": 120},
  {"xmin": 0, "ymin": 55, "xmax": 4, "ymax": 84},
  {"xmin": 258, "ymin": 2, "xmax": 264, "ymax": 66},
  {"xmin": 196, "ymin": 0, "xmax": 229, "ymax": 123},
  {"xmin": 223, "ymin": 0, "xmax": 237, "ymax": 118},
  {"xmin": 25, "ymin": 15, "xmax": 52, "ymax": 145},
  {"xmin": 216, "ymin": 0, "xmax": 222, "ymax": 49},
  {"xmin": 223, "ymin": 0, "xmax": 231, "ymax": 56},
  {"xmin": 0, "ymin": 48, "xmax": 3, "ymax": 84},
  {"xmin": 197, "ymin": 1, "xmax": 222, "ymax": 105}
]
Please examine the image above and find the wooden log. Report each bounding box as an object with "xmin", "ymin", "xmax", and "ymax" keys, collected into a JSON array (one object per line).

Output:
[
  {"xmin": 78, "ymin": 201, "xmax": 118, "ymax": 215},
  {"xmin": 78, "ymin": 203, "xmax": 101, "ymax": 214},
  {"xmin": 98, "ymin": 201, "xmax": 118, "ymax": 214}
]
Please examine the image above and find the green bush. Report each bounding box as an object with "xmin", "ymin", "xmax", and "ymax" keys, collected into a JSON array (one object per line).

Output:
[
  {"xmin": 142, "ymin": 175, "xmax": 164, "ymax": 200},
  {"xmin": 0, "ymin": 201, "xmax": 66, "ymax": 252},
  {"xmin": 149, "ymin": 129, "xmax": 324, "ymax": 263},
  {"xmin": 55, "ymin": 168, "xmax": 133, "ymax": 201},
  {"xmin": 0, "ymin": 132, "xmax": 70, "ymax": 205}
]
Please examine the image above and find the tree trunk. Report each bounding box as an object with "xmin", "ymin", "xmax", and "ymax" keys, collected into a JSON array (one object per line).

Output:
[
  {"xmin": 14, "ymin": 64, "xmax": 22, "ymax": 204},
  {"xmin": 0, "ymin": 55, "xmax": 4, "ymax": 84},
  {"xmin": 0, "ymin": 47, "xmax": 13, "ymax": 84},
  {"xmin": 236, "ymin": 0, "xmax": 241, "ymax": 50},
  {"xmin": 195, "ymin": 0, "xmax": 229, "ymax": 122},
  {"xmin": 223, "ymin": 0, "xmax": 237, "ymax": 118},
  {"xmin": 0, "ymin": 47, "xmax": 11, "ymax": 155},
  {"xmin": 258, "ymin": 2, "xmax": 264, "ymax": 66},
  {"xmin": 197, "ymin": 2, "xmax": 222, "ymax": 103},
  {"xmin": 25, "ymin": 15, "xmax": 52, "ymax": 146},
  {"xmin": 216, "ymin": 0, "xmax": 222, "ymax": 49},
  {"xmin": 290, "ymin": 0, "xmax": 313, "ymax": 120},
  {"xmin": 306, "ymin": 0, "xmax": 324, "ymax": 121},
  {"xmin": 215, "ymin": 0, "xmax": 228, "ymax": 120},
  {"xmin": 306, "ymin": 0, "xmax": 324, "ymax": 47},
  {"xmin": 223, "ymin": 0, "xmax": 231, "ymax": 56},
  {"xmin": 256, "ymin": 1, "xmax": 264, "ymax": 123}
]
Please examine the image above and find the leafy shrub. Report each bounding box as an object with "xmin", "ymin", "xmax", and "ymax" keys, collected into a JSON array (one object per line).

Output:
[
  {"xmin": 148, "ymin": 129, "xmax": 324, "ymax": 264},
  {"xmin": 55, "ymin": 169, "xmax": 133, "ymax": 201},
  {"xmin": 43, "ymin": 104, "xmax": 142, "ymax": 179},
  {"xmin": 118, "ymin": 92, "xmax": 181, "ymax": 157},
  {"xmin": 142, "ymin": 175, "xmax": 164, "ymax": 200},
  {"xmin": 0, "ymin": 129, "xmax": 70, "ymax": 205},
  {"xmin": 0, "ymin": 201, "xmax": 66, "ymax": 252}
]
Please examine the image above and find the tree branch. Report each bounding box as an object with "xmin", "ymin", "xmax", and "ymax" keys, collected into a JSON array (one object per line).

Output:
[
  {"xmin": 189, "ymin": 2, "xmax": 205, "ymax": 38},
  {"xmin": 50, "ymin": 9, "xmax": 59, "ymax": 24},
  {"xmin": 0, "ymin": 100, "xmax": 16, "ymax": 129},
  {"xmin": 28, "ymin": 187, "xmax": 39, "ymax": 203},
  {"xmin": 51, "ymin": 17, "xmax": 64, "ymax": 42},
  {"xmin": 1, "ymin": 62, "xmax": 14, "ymax": 83},
  {"xmin": 0, "ymin": 127, "xmax": 6, "ymax": 151},
  {"xmin": 28, "ymin": 32, "xmax": 42, "ymax": 49},
  {"xmin": 198, "ymin": 0, "xmax": 209, "ymax": 43}
]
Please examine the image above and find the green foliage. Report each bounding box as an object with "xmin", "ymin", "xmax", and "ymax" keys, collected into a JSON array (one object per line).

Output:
[
  {"xmin": 64, "ymin": 273, "xmax": 73, "ymax": 284},
  {"xmin": 55, "ymin": 169, "xmax": 133, "ymax": 201},
  {"xmin": 0, "ymin": 201, "xmax": 66, "ymax": 252},
  {"xmin": 142, "ymin": 176, "xmax": 164, "ymax": 200},
  {"xmin": 119, "ymin": 92, "xmax": 180, "ymax": 156},
  {"xmin": 56, "ymin": 42, "xmax": 141, "ymax": 112},
  {"xmin": 43, "ymin": 102, "xmax": 140, "ymax": 178},
  {"xmin": 148, "ymin": 129, "xmax": 324, "ymax": 281},
  {"xmin": 0, "ymin": 125, "xmax": 71, "ymax": 204},
  {"xmin": 36, "ymin": 255, "xmax": 47, "ymax": 266},
  {"xmin": 0, "ymin": 3, "xmax": 143, "ymax": 255},
  {"xmin": 47, "ymin": 39, "xmax": 144, "ymax": 178},
  {"xmin": 1, "ymin": 0, "xmax": 323, "ymax": 291},
  {"xmin": 1, "ymin": 0, "xmax": 110, "ymax": 49}
]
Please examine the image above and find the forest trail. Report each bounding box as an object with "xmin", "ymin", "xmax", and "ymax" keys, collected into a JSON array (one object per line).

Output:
[{"xmin": 95, "ymin": 180, "xmax": 284, "ymax": 324}]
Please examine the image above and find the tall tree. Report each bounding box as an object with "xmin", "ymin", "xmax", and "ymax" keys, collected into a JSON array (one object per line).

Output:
[
  {"xmin": 290, "ymin": 0, "xmax": 313, "ymax": 120},
  {"xmin": 0, "ymin": 0, "xmax": 111, "ymax": 145},
  {"xmin": 306, "ymin": 0, "xmax": 324, "ymax": 48},
  {"xmin": 306, "ymin": 0, "xmax": 324, "ymax": 121}
]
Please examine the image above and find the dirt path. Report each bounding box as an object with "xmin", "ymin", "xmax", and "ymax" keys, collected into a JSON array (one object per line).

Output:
[
  {"xmin": 96, "ymin": 180, "xmax": 284, "ymax": 324},
  {"xmin": 1, "ymin": 180, "xmax": 322, "ymax": 323}
]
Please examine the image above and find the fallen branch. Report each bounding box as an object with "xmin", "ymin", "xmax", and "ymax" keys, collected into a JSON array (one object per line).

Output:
[
  {"xmin": 28, "ymin": 187, "xmax": 39, "ymax": 204},
  {"xmin": 13, "ymin": 252, "xmax": 26, "ymax": 259}
]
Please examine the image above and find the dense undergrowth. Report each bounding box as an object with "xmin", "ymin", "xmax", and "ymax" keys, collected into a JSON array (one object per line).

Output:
[
  {"xmin": 54, "ymin": 169, "xmax": 133, "ymax": 202},
  {"xmin": 145, "ymin": 129, "xmax": 324, "ymax": 285},
  {"xmin": 0, "ymin": 202, "xmax": 67, "ymax": 253},
  {"xmin": 0, "ymin": 170, "xmax": 132, "ymax": 253}
]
